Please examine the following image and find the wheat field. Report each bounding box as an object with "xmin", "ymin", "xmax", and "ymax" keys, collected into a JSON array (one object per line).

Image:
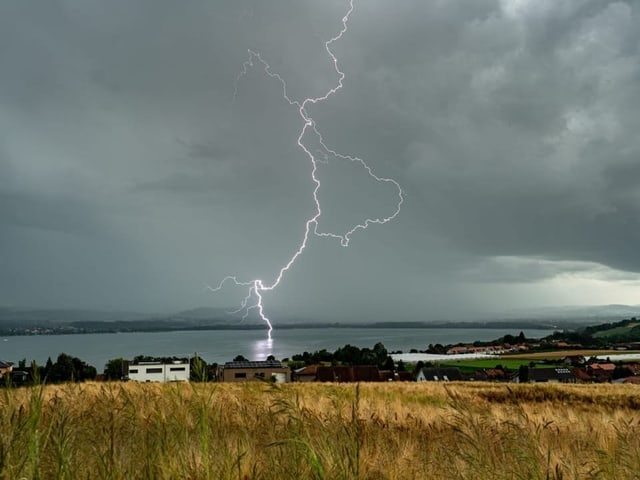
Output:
[{"xmin": 1, "ymin": 381, "xmax": 639, "ymax": 479}]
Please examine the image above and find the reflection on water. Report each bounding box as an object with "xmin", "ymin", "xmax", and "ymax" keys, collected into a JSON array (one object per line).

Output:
[{"xmin": 252, "ymin": 337, "xmax": 274, "ymax": 360}]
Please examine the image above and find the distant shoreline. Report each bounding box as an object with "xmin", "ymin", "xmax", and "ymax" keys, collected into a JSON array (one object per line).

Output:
[{"xmin": 0, "ymin": 321, "xmax": 561, "ymax": 337}]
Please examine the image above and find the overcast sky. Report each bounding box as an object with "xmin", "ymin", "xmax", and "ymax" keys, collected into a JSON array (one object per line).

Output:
[{"xmin": 1, "ymin": 0, "xmax": 639, "ymax": 321}]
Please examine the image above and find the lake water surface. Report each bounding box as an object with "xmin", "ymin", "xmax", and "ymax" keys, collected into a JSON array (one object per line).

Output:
[{"xmin": 0, "ymin": 327, "xmax": 556, "ymax": 370}]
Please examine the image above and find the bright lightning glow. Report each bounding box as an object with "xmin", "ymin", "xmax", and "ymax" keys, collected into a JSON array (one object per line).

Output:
[{"xmin": 209, "ymin": 0, "xmax": 404, "ymax": 338}]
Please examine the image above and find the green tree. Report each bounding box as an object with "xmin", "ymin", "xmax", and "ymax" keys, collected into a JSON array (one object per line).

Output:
[
  {"xmin": 334, "ymin": 344, "xmax": 363, "ymax": 365},
  {"xmin": 372, "ymin": 342, "xmax": 388, "ymax": 367},
  {"xmin": 49, "ymin": 353, "xmax": 75, "ymax": 383},
  {"xmin": 383, "ymin": 356, "xmax": 395, "ymax": 371},
  {"xmin": 104, "ymin": 358, "xmax": 128, "ymax": 381},
  {"xmin": 44, "ymin": 357, "xmax": 53, "ymax": 379},
  {"xmin": 72, "ymin": 356, "xmax": 96, "ymax": 381},
  {"xmin": 46, "ymin": 353, "xmax": 97, "ymax": 383}
]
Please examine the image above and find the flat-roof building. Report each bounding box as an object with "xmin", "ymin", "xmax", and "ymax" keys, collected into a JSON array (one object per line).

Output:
[
  {"xmin": 221, "ymin": 360, "xmax": 290, "ymax": 383},
  {"xmin": 127, "ymin": 360, "xmax": 190, "ymax": 383}
]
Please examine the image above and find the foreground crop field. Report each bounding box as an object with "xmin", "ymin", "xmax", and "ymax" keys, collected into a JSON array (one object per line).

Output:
[{"xmin": 1, "ymin": 382, "xmax": 640, "ymax": 479}]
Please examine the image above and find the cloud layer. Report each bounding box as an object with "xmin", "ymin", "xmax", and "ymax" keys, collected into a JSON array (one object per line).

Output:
[{"xmin": 1, "ymin": 0, "xmax": 639, "ymax": 319}]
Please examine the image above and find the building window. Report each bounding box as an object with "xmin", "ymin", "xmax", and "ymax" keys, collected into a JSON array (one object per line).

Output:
[
  {"xmin": 170, "ymin": 367, "xmax": 186, "ymax": 371},
  {"xmin": 234, "ymin": 372, "xmax": 247, "ymax": 378},
  {"xmin": 146, "ymin": 368, "xmax": 163, "ymax": 374},
  {"xmin": 129, "ymin": 369, "xmax": 138, "ymax": 374}
]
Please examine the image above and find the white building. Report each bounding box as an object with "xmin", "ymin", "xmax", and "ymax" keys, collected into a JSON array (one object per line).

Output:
[{"xmin": 127, "ymin": 360, "xmax": 190, "ymax": 382}]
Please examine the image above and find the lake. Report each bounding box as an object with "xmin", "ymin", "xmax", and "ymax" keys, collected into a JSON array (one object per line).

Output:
[{"xmin": 0, "ymin": 327, "xmax": 556, "ymax": 370}]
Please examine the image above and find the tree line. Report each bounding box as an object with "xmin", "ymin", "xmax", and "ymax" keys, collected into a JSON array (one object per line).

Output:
[
  {"xmin": 287, "ymin": 342, "xmax": 395, "ymax": 370},
  {"xmin": 8, "ymin": 353, "xmax": 96, "ymax": 385},
  {"xmin": 4, "ymin": 353, "xmax": 217, "ymax": 386}
]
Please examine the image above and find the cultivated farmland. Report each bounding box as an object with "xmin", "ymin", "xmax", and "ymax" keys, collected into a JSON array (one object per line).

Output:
[{"xmin": 1, "ymin": 381, "xmax": 640, "ymax": 479}]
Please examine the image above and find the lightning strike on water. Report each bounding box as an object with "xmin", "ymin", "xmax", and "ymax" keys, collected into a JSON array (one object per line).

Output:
[{"xmin": 208, "ymin": 0, "xmax": 404, "ymax": 339}]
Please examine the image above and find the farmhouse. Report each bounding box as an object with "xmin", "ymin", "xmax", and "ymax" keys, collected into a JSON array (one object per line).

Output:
[
  {"xmin": 221, "ymin": 360, "xmax": 290, "ymax": 383},
  {"xmin": 315, "ymin": 365, "xmax": 382, "ymax": 382},
  {"xmin": 127, "ymin": 360, "xmax": 190, "ymax": 383}
]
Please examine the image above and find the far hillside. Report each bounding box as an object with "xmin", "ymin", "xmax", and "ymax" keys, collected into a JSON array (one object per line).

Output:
[{"xmin": 585, "ymin": 318, "xmax": 640, "ymax": 343}]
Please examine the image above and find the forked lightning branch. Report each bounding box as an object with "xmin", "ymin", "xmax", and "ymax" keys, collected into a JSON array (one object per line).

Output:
[{"xmin": 207, "ymin": 0, "xmax": 404, "ymax": 337}]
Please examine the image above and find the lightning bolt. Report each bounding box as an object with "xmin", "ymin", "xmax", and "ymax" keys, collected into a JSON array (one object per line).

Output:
[{"xmin": 209, "ymin": 0, "xmax": 404, "ymax": 338}]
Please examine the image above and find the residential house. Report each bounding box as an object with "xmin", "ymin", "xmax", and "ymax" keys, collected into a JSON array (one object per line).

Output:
[
  {"xmin": 573, "ymin": 368, "xmax": 593, "ymax": 383},
  {"xmin": 587, "ymin": 363, "xmax": 616, "ymax": 382},
  {"xmin": 466, "ymin": 370, "xmax": 490, "ymax": 381},
  {"xmin": 562, "ymin": 355, "xmax": 586, "ymax": 366},
  {"xmin": 10, "ymin": 370, "xmax": 29, "ymax": 385},
  {"xmin": 446, "ymin": 346, "xmax": 470, "ymax": 355},
  {"xmin": 483, "ymin": 368, "xmax": 507, "ymax": 381},
  {"xmin": 519, "ymin": 367, "xmax": 576, "ymax": 383},
  {"xmin": 352, "ymin": 366, "xmax": 381, "ymax": 382},
  {"xmin": 315, "ymin": 365, "xmax": 382, "ymax": 382},
  {"xmin": 316, "ymin": 365, "xmax": 352, "ymax": 382},
  {"xmin": 222, "ymin": 360, "xmax": 290, "ymax": 383},
  {"xmin": 294, "ymin": 365, "xmax": 408, "ymax": 382},
  {"xmin": 128, "ymin": 360, "xmax": 190, "ymax": 383},
  {"xmin": 395, "ymin": 371, "xmax": 415, "ymax": 382},
  {"xmin": 625, "ymin": 363, "xmax": 640, "ymax": 376},
  {"xmin": 464, "ymin": 368, "xmax": 517, "ymax": 382},
  {"xmin": 416, "ymin": 367, "xmax": 463, "ymax": 382}
]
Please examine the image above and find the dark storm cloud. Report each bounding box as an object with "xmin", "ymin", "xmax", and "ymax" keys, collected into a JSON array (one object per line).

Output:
[
  {"xmin": 314, "ymin": 0, "xmax": 640, "ymax": 275},
  {"xmin": 1, "ymin": 0, "xmax": 639, "ymax": 317}
]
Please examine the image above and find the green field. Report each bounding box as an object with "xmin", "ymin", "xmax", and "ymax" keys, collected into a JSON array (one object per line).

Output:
[{"xmin": 440, "ymin": 358, "xmax": 559, "ymax": 371}]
